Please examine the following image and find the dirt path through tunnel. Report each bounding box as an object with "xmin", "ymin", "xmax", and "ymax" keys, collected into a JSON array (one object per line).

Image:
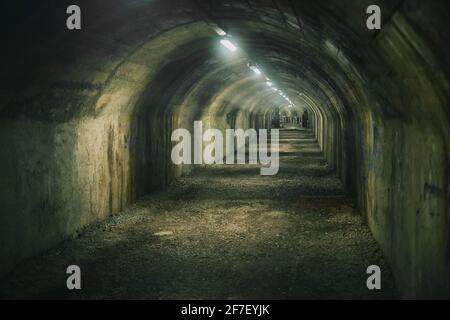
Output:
[{"xmin": 0, "ymin": 129, "xmax": 398, "ymax": 299}]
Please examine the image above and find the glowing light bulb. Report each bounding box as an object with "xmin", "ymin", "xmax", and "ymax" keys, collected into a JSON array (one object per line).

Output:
[
  {"xmin": 220, "ymin": 39, "xmax": 237, "ymax": 52},
  {"xmin": 249, "ymin": 65, "xmax": 261, "ymax": 75}
]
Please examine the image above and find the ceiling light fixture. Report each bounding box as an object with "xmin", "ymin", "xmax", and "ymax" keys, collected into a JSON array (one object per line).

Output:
[
  {"xmin": 220, "ymin": 39, "xmax": 237, "ymax": 52},
  {"xmin": 215, "ymin": 28, "xmax": 227, "ymax": 36},
  {"xmin": 249, "ymin": 65, "xmax": 261, "ymax": 75}
]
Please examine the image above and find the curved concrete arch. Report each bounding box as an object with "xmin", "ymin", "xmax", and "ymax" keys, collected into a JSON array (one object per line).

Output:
[{"xmin": 0, "ymin": 0, "xmax": 449, "ymax": 298}]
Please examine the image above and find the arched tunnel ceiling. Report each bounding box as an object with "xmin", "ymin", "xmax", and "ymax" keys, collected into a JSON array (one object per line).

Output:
[
  {"xmin": 0, "ymin": 0, "xmax": 449, "ymax": 299},
  {"xmin": 190, "ymin": 0, "xmax": 401, "ymax": 116},
  {"xmin": 0, "ymin": 0, "xmax": 448, "ymax": 157},
  {"xmin": 0, "ymin": 0, "xmax": 419, "ymax": 124},
  {"xmin": 1, "ymin": 0, "xmax": 447, "ymax": 131}
]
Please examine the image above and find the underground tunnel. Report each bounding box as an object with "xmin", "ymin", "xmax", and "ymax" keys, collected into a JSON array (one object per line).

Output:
[{"xmin": 0, "ymin": 0, "xmax": 449, "ymax": 300}]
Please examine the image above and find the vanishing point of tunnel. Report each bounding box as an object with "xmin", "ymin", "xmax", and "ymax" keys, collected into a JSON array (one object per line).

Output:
[{"xmin": 0, "ymin": 0, "xmax": 449, "ymax": 300}]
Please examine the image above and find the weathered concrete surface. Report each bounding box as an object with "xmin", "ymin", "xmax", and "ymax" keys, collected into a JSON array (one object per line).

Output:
[
  {"xmin": 0, "ymin": 130, "xmax": 397, "ymax": 299},
  {"xmin": 0, "ymin": 0, "xmax": 449, "ymax": 298},
  {"xmin": 0, "ymin": 19, "xmax": 216, "ymax": 278}
]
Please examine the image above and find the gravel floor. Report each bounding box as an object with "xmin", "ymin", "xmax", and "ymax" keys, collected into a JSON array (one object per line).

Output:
[{"xmin": 0, "ymin": 129, "xmax": 398, "ymax": 299}]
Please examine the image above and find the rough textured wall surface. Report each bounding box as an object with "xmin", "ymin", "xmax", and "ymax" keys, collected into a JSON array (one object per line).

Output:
[
  {"xmin": 360, "ymin": 6, "xmax": 450, "ymax": 297},
  {"xmin": 0, "ymin": 0, "xmax": 448, "ymax": 298}
]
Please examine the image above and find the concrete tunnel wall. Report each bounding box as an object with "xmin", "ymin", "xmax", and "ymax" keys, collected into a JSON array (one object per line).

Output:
[{"xmin": 0, "ymin": 0, "xmax": 449, "ymax": 298}]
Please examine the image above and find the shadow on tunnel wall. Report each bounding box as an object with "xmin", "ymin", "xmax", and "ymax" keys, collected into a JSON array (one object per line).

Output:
[{"xmin": 0, "ymin": 0, "xmax": 449, "ymax": 299}]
